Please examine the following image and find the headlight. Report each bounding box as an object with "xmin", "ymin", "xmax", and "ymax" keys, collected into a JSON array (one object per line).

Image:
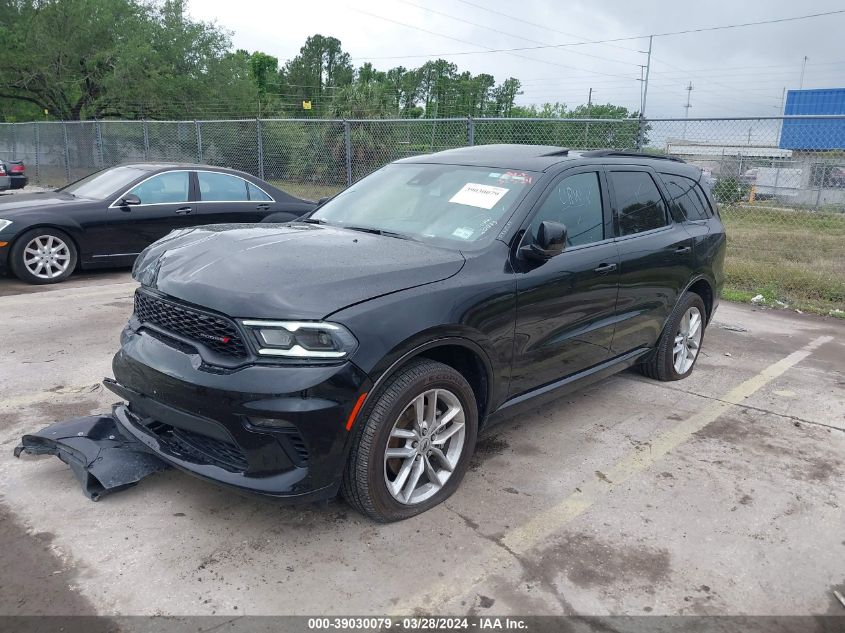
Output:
[
  {"xmin": 0, "ymin": 219, "xmax": 12, "ymax": 232},
  {"xmin": 240, "ymin": 320, "xmax": 357, "ymax": 360}
]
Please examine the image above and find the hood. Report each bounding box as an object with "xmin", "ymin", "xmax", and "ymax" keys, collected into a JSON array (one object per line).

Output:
[
  {"xmin": 133, "ymin": 223, "xmax": 466, "ymax": 320},
  {"xmin": 0, "ymin": 191, "xmax": 86, "ymax": 218}
]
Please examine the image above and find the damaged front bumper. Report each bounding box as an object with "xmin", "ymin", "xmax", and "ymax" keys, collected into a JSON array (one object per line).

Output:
[{"xmin": 14, "ymin": 410, "xmax": 169, "ymax": 501}]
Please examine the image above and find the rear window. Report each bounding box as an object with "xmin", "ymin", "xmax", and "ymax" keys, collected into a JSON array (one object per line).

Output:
[
  {"xmin": 608, "ymin": 171, "xmax": 669, "ymax": 236},
  {"xmin": 661, "ymin": 174, "xmax": 712, "ymax": 221}
]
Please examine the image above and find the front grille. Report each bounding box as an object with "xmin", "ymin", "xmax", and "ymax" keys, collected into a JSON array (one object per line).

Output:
[
  {"xmin": 147, "ymin": 423, "xmax": 248, "ymax": 472},
  {"xmin": 134, "ymin": 290, "xmax": 248, "ymax": 359}
]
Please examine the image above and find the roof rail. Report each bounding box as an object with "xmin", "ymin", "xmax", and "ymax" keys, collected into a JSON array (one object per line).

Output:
[
  {"xmin": 540, "ymin": 148, "xmax": 570, "ymax": 157},
  {"xmin": 580, "ymin": 150, "xmax": 685, "ymax": 163}
]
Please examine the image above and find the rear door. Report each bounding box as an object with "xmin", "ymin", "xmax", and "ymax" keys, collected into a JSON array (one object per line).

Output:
[
  {"xmin": 104, "ymin": 170, "xmax": 198, "ymax": 257},
  {"xmin": 509, "ymin": 167, "xmax": 620, "ymax": 397},
  {"xmin": 195, "ymin": 171, "xmax": 273, "ymax": 224},
  {"xmin": 606, "ymin": 167, "xmax": 694, "ymax": 354}
]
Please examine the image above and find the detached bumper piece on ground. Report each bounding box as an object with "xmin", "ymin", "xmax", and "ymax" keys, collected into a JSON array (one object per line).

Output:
[{"xmin": 14, "ymin": 408, "xmax": 169, "ymax": 501}]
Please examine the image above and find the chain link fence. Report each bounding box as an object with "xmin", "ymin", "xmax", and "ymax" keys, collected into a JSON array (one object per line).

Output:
[{"xmin": 1, "ymin": 116, "xmax": 843, "ymax": 312}]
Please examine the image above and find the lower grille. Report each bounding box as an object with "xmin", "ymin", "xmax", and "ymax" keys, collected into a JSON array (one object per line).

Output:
[
  {"xmin": 277, "ymin": 427, "xmax": 310, "ymax": 465},
  {"xmin": 134, "ymin": 290, "xmax": 248, "ymax": 360},
  {"xmin": 148, "ymin": 423, "xmax": 248, "ymax": 472}
]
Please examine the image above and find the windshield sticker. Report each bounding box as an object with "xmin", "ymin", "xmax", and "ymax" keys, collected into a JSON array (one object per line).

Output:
[
  {"xmin": 497, "ymin": 171, "xmax": 534, "ymax": 185},
  {"xmin": 478, "ymin": 218, "xmax": 498, "ymax": 235},
  {"xmin": 449, "ymin": 183, "xmax": 509, "ymax": 210},
  {"xmin": 452, "ymin": 227, "xmax": 475, "ymax": 240}
]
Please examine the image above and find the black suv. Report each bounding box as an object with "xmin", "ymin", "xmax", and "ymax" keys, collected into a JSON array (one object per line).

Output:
[{"xmin": 106, "ymin": 145, "xmax": 725, "ymax": 521}]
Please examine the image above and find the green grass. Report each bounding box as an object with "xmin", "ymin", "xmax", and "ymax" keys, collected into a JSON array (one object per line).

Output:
[
  {"xmin": 720, "ymin": 203, "xmax": 845, "ymax": 316},
  {"xmin": 268, "ymin": 180, "xmax": 345, "ymax": 202}
]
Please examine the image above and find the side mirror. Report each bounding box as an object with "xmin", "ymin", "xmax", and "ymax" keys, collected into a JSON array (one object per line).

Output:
[
  {"xmin": 520, "ymin": 221, "xmax": 567, "ymax": 262},
  {"xmin": 119, "ymin": 193, "xmax": 141, "ymax": 207},
  {"xmin": 316, "ymin": 196, "xmax": 331, "ymax": 207}
]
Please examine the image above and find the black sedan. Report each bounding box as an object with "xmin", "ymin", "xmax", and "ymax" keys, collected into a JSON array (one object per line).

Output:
[{"xmin": 0, "ymin": 163, "xmax": 316, "ymax": 284}]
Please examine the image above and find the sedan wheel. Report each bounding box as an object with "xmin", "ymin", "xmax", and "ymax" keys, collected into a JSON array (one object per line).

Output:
[
  {"xmin": 10, "ymin": 228, "xmax": 78, "ymax": 285},
  {"xmin": 23, "ymin": 235, "xmax": 72, "ymax": 280},
  {"xmin": 342, "ymin": 358, "xmax": 478, "ymax": 522}
]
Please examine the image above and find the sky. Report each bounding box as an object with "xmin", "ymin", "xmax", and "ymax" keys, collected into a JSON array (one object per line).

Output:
[{"xmin": 187, "ymin": 0, "xmax": 845, "ymax": 119}]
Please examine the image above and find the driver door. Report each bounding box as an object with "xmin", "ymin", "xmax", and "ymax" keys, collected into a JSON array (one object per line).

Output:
[
  {"xmin": 509, "ymin": 168, "xmax": 620, "ymax": 399},
  {"xmin": 105, "ymin": 170, "xmax": 198, "ymax": 257}
]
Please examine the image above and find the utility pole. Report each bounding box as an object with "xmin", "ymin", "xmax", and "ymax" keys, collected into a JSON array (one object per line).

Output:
[
  {"xmin": 799, "ymin": 55, "xmax": 808, "ymax": 89},
  {"xmin": 682, "ymin": 82, "xmax": 693, "ymax": 140},
  {"xmin": 641, "ymin": 36, "xmax": 653, "ymax": 117},
  {"xmin": 584, "ymin": 87, "xmax": 593, "ymax": 148},
  {"xmin": 637, "ymin": 35, "xmax": 653, "ymax": 149},
  {"xmin": 637, "ymin": 65, "xmax": 646, "ymax": 114}
]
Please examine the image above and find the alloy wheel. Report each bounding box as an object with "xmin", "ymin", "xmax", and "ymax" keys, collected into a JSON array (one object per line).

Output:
[
  {"xmin": 384, "ymin": 388, "xmax": 466, "ymax": 505},
  {"xmin": 23, "ymin": 235, "xmax": 71, "ymax": 280},
  {"xmin": 673, "ymin": 306, "xmax": 703, "ymax": 374}
]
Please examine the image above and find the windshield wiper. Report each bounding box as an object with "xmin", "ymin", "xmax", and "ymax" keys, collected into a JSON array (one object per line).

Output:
[{"xmin": 342, "ymin": 225, "xmax": 416, "ymax": 241}]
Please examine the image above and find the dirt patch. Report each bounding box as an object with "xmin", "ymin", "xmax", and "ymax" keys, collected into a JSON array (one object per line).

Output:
[
  {"xmin": 521, "ymin": 531, "xmax": 672, "ymax": 591},
  {"xmin": 0, "ymin": 500, "xmax": 102, "ymax": 616},
  {"xmin": 696, "ymin": 414, "xmax": 843, "ymax": 484},
  {"xmin": 469, "ymin": 436, "xmax": 509, "ymax": 470},
  {"xmin": 33, "ymin": 398, "xmax": 101, "ymax": 424}
]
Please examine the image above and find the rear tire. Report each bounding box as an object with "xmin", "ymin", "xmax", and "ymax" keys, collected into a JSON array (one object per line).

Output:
[
  {"xmin": 341, "ymin": 358, "xmax": 478, "ymax": 522},
  {"xmin": 639, "ymin": 292, "xmax": 706, "ymax": 381},
  {"xmin": 10, "ymin": 228, "xmax": 77, "ymax": 285}
]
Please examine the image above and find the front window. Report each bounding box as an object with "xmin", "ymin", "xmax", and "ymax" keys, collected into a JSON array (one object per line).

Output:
[
  {"xmin": 310, "ymin": 163, "xmax": 536, "ymax": 249},
  {"xmin": 128, "ymin": 171, "xmax": 190, "ymax": 204},
  {"xmin": 61, "ymin": 165, "xmax": 150, "ymax": 199},
  {"xmin": 529, "ymin": 172, "xmax": 604, "ymax": 247}
]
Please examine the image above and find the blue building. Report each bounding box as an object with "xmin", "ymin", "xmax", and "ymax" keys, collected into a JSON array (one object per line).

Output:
[{"xmin": 779, "ymin": 88, "xmax": 845, "ymax": 151}]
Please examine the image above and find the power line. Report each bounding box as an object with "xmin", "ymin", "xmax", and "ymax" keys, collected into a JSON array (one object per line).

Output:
[
  {"xmin": 452, "ymin": 0, "xmax": 645, "ymax": 55},
  {"xmin": 349, "ymin": 8, "xmax": 845, "ymax": 61},
  {"xmin": 395, "ymin": 0, "xmax": 641, "ymax": 68},
  {"xmin": 349, "ymin": 7, "xmax": 640, "ymax": 81}
]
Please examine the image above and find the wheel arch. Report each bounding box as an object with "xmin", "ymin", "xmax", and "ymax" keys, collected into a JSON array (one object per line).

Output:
[
  {"xmin": 366, "ymin": 337, "xmax": 495, "ymax": 428},
  {"xmin": 685, "ymin": 275, "xmax": 715, "ymax": 323}
]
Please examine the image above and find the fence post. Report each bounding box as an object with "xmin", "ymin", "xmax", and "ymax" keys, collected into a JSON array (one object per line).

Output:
[
  {"xmin": 11, "ymin": 123, "xmax": 16, "ymax": 160},
  {"xmin": 34, "ymin": 122, "xmax": 40, "ymax": 184},
  {"xmin": 195, "ymin": 121, "xmax": 203, "ymax": 163},
  {"xmin": 343, "ymin": 120, "xmax": 352, "ymax": 187},
  {"xmin": 256, "ymin": 118, "xmax": 265, "ymax": 180},
  {"xmin": 62, "ymin": 121, "xmax": 70, "ymax": 184},
  {"xmin": 95, "ymin": 120, "xmax": 104, "ymax": 167},
  {"xmin": 467, "ymin": 116, "xmax": 474, "ymax": 146},
  {"xmin": 635, "ymin": 116, "xmax": 645, "ymax": 150},
  {"xmin": 143, "ymin": 119, "xmax": 150, "ymax": 161}
]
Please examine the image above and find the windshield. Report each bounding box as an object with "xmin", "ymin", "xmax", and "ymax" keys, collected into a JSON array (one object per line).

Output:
[
  {"xmin": 61, "ymin": 165, "xmax": 151, "ymax": 199},
  {"xmin": 311, "ymin": 163, "xmax": 536, "ymax": 249}
]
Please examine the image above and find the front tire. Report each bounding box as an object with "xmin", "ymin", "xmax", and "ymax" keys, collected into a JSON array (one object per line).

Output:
[
  {"xmin": 342, "ymin": 358, "xmax": 478, "ymax": 522},
  {"xmin": 10, "ymin": 228, "xmax": 77, "ymax": 284},
  {"xmin": 639, "ymin": 292, "xmax": 706, "ymax": 381}
]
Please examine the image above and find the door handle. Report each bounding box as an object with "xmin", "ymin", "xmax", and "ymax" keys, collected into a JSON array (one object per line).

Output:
[
  {"xmin": 675, "ymin": 245, "xmax": 692, "ymax": 254},
  {"xmin": 174, "ymin": 206, "xmax": 193, "ymax": 215},
  {"xmin": 594, "ymin": 263, "xmax": 618, "ymax": 274},
  {"xmin": 256, "ymin": 204, "xmax": 271, "ymax": 211}
]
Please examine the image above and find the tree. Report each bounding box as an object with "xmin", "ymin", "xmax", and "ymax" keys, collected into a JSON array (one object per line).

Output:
[
  {"xmin": 282, "ymin": 34, "xmax": 353, "ymax": 114},
  {"xmin": 0, "ymin": 0, "xmax": 246, "ymax": 120}
]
